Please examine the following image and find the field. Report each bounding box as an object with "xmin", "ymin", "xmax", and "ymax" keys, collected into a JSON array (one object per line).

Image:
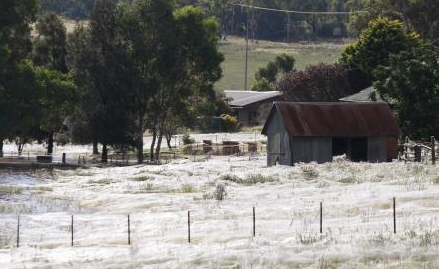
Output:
[
  {"xmin": 217, "ymin": 37, "xmax": 348, "ymax": 91},
  {"xmin": 1, "ymin": 134, "xmax": 439, "ymax": 268}
]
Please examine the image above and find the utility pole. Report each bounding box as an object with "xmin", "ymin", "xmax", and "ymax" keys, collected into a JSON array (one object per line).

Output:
[
  {"xmin": 251, "ymin": 0, "xmax": 255, "ymax": 42},
  {"xmin": 244, "ymin": 3, "xmax": 250, "ymax": 91},
  {"xmin": 286, "ymin": 13, "xmax": 291, "ymax": 43}
]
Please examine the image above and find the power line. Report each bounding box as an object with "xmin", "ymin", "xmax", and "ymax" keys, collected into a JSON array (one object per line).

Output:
[{"xmin": 229, "ymin": 3, "xmax": 365, "ymax": 15}]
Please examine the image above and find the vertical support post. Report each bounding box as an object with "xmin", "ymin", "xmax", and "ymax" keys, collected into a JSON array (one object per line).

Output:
[
  {"xmin": 62, "ymin": 153, "xmax": 66, "ymax": 164},
  {"xmin": 404, "ymin": 136, "xmax": 409, "ymax": 162},
  {"xmin": 432, "ymin": 136, "xmax": 436, "ymax": 165},
  {"xmin": 244, "ymin": 4, "xmax": 250, "ymax": 91},
  {"xmin": 320, "ymin": 202, "xmax": 323, "ymax": 234},
  {"xmin": 17, "ymin": 215, "xmax": 20, "ymax": 248},
  {"xmin": 393, "ymin": 197, "xmax": 396, "ymax": 234},
  {"xmin": 127, "ymin": 214, "xmax": 131, "ymax": 245},
  {"xmin": 71, "ymin": 215, "xmax": 74, "ymax": 246},
  {"xmin": 82, "ymin": 156, "xmax": 85, "ymax": 164},
  {"xmin": 253, "ymin": 207, "xmax": 256, "ymax": 237},
  {"xmin": 188, "ymin": 211, "xmax": 191, "ymax": 243},
  {"xmin": 77, "ymin": 156, "xmax": 80, "ymax": 165},
  {"xmin": 286, "ymin": 13, "xmax": 291, "ymax": 43}
]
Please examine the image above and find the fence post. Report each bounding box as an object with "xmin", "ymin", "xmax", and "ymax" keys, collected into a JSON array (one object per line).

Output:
[
  {"xmin": 320, "ymin": 202, "xmax": 323, "ymax": 234},
  {"xmin": 414, "ymin": 145, "xmax": 422, "ymax": 162},
  {"xmin": 253, "ymin": 207, "xmax": 256, "ymax": 237},
  {"xmin": 127, "ymin": 214, "xmax": 131, "ymax": 245},
  {"xmin": 17, "ymin": 215, "xmax": 20, "ymax": 248},
  {"xmin": 71, "ymin": 215, "xmax": 74, "ymax": 246},
  {"xmin": 188, "ymin": 211, "xmax": 191, "ymax": 244},
  {"xmin": 62, "ymin": 153, "xmax": 66, "ymax": 164},
  {"xmin": 77, "ymin": 156, "xmax": 80, "ymax": 165},
  {"xmin": 393, "ymin": 197, "xmax": 396, "ymax": 234},
  {"xmin": 432, "ymin": 136, "xmax": 436, "ymax": 165},
  {"xmin": 404, "ymin": 136, "xmax": 409, "ymax": 162}
]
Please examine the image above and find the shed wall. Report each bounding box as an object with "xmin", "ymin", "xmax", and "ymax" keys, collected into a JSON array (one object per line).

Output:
[
  {"xmin": 266, "ymin": 111, "xmax": 292, "ymax": 166},
  {"xmin": 291, "ymin": 137, "xmax": 332, "ymax": 164}
]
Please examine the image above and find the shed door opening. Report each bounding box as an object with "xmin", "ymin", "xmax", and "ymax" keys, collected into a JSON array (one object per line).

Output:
[
  {"xmin": 350, "ymin": 138, "xmax": 368, "ymax": 162},
  {"xmin": 332, "ymin": 137, "xmax": 349, "ymax": 157}
]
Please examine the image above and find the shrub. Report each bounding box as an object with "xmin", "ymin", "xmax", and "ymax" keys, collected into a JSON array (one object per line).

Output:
[
  {"xmin": 220, "ymin": 173, "xmax": 277, "ymax": 185},
  {"xmin": 300, "ymin": 165, "xmax": 319, "ymax": 180},
  {"xmin": 220, "ymin": 114, "xmax": 239, "ymax": 132},
  {"xmin": 182, "ymin": 134, "xmax": 195, "ymax": 145},
  {"xmin": 181, "ymin": 184, "xmax": 196, "ymax": 193}
]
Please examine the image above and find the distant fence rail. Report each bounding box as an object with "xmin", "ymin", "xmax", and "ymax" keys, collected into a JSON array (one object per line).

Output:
[
  {"xmin": 399, "ymin": 136, "xmax": 437, "ymax": 164},
  {"xmin": 0, "ymin": 140, "xmax": 267, "ymax": 167}
]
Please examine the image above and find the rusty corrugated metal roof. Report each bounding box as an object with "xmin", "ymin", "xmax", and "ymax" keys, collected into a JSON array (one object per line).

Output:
[{"xmin": 262, "ymin": 102, "xmax": 400, "ymax": 137}]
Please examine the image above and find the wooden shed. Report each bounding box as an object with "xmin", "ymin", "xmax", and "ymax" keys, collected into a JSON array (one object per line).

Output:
[
  {"xmin": 261, "ymin": 102, "xmax": 400, "ymax": 166},
  {"xmin": 224, "ymin": 91, "xmax": 283, "ymax": 126}
]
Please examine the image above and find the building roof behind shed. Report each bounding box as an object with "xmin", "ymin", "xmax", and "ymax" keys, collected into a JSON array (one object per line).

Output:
[
  {"xmin": 224, "ymin": 90, "xmax": 282, "ymax": 108},
  {"xmin": 262, "ymin": 102, "xmax": 400, "ymax": 137},
  {"xmin": 339, "ymin": 86, "xmax": 384, "ymax": 102}
]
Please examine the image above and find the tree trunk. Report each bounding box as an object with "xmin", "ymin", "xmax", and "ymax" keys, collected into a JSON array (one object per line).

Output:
[
  {"xmin": 137, "ymin": 128, "xmax": 144, "ymax": 164},
  {"xmin": 166, "ymin": 134, "xmax": 172, "ymax": 150},
  {"xmin": 0, "ymin": 139, "xmax": 3, "ymax": 157},
  {"xmin": 101, "ymin": 141, "xmax": 108, "ymax": 163},
  {"xmin": 47, "ymin": 132, "xmax": 54, "ymax": 155},
  {"xmin": 93, "ymin": 140, "xmax": 99, "ymax": 155},
  {"xmin": 150, "ymin": 128, "xmax": 157, "ymax": 161},
  {"xmin": 155, "ymin": 130, "xmax": 163, "ymax": 161}
]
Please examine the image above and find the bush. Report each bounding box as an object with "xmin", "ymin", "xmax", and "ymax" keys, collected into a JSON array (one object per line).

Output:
[
  {"xmin": 182, "ymin": 134, "xmax": 195, "ymax": 145},
  {"xmin": 220, "ymin": 114, "xmax": 239, "ymax": 132},
  {"xmin": 277, "ymin": 63, "xmax": 358, "ymax": 102}
]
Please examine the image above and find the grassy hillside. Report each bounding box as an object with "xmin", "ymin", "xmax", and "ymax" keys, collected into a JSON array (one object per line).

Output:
[{"xmin": 217, "ymin": 37, "xmax": 348, "ymax": 91}]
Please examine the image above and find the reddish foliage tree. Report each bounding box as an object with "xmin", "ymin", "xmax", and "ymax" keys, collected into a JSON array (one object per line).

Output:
[{"xmin": 276, "ymin": 63, "xmax": 364, "ymax": 102}]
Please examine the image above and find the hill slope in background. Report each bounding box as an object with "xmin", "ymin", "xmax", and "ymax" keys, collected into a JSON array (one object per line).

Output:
[
  {"xmin": 53, "ymin": 19, "xmax": 347, "ymax": 92},
  {"xmin": 217, "ymin": 37, "xmax": 347, "ymax": 91}
]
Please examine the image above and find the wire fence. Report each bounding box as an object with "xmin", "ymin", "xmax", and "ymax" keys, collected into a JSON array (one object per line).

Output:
[
  {"xmin": 0, "ymin": 140, "xmax": 268, "ymax": 168},
  {"xmin": 0, "ymin": 197, "xmax": 421, "ymax": 249}
]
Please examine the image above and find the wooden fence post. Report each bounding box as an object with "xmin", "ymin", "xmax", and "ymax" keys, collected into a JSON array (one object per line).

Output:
[
  {"xmin": 320, "ymin": 202, "xmax": 323, "ymax": 234},
  {"xmin": 393, "ymin": 197, "xmax": 396, "ymax": 234},
  {"xmin": 17, "ymin": 215, "xmax": 20, "ymax": 248},
  {"xmin": 71, "ymin": 215, "xmax": 74, "ymax": 246},
  {"xmin": 432, "ymin": 136, "xmax": 436, "ymax": 165},
  {"xmin": 404, "ymin": 136, "xmax": 409, "ymax": 162},
  {"xmin": 127, "ymin": 214, "xmax": 131, "ymax": 245},
  {"xmin": 253, "ymin": 207, "xmax": 256, "ymax": 237},
  {"xmin": 62, "ymin": 153, "xmax": 66, "ymax": 164},
  {"xmin": 414, "ymin": 145, "xmax": 422, "ymax": 162},
  {"xmin": 188, "ymin": 211, "xmax": 191, "ymax": 243}
]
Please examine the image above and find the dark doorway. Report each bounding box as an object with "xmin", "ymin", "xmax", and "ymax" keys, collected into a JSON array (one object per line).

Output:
[
  {"xmin": 332, "ymin": 137, "xmax": 349, "ymax": 157},
  {"xmin": 350, "ymin": 138, "xmax": 368, "ymax": 162}
]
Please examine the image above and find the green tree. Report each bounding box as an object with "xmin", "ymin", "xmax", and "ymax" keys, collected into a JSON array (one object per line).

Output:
[
  {"xmin": 68, "ymin": 0, "xmax": 134, "ymax": 162},
  {"xmin": 252, "ymin": 54, "xmax": 295, "ymax": 91},
  {"xmin": 0, "ymin": 0, "xmax": 38, "ymax": 155},
  {"xmin": 148, "ymin": 5, "xmax": 224, "ymax": 160},
  {"xmin": 340, "ymin": 17, "xmax": 420, "ymax": 79},
  {"xmin": 33, "ymin": 13, "xmax": 69, "ymax": 73},
  {"xmin": 117, "ymin": 0, "xmax": 178, "ymax": 163},
  {"xmin": 32, "ymin": 13, "xmax": 72, "ymax": 154},
  {"xmin": 347, "ymin": 0, "xmax": 439, "ymax": 40},
  {"xmin": 374, "ymin": 44, "xmax": 439, "ymax": 139},
  {"xmin": 35, "ymin": 68, "xmax": 79, "ymax": 154}
]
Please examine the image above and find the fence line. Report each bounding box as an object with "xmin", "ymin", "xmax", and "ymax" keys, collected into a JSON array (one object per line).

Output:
[
  {"xmin": 0, "ymin": 198, "xmax": 408, "ymax": 249},
  {"xmin": 0, "ymin": 141, "xmax": 268, "ymax": 167}
]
